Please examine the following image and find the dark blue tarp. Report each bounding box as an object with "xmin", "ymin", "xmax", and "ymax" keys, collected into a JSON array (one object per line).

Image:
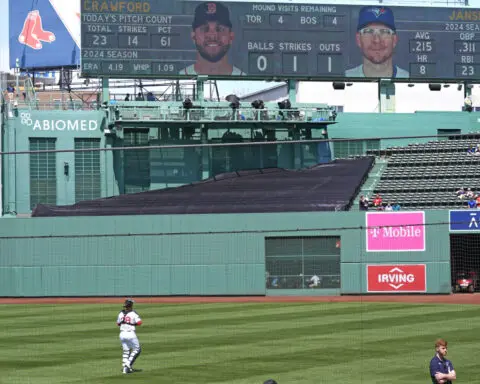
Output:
[{"xmin": 32, "ymin": 157, "xmax": 374, "ymax": 217}]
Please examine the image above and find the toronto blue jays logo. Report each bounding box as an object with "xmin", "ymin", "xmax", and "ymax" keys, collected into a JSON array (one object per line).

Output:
[{"xmin": 370, "ymin": 7, "xmax": 386, "ymax": 18}]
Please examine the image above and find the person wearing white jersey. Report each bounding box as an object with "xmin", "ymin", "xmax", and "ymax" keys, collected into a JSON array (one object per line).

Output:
[
  {"xmin": 179, "ymin": 2, "xmax": 246, "ymax": 76},
  {"xmin": 308, "ymin": 274, "xmax": 322, "ymax": 288},
  {"xmin": 117, "ymin": 298, "xmax": 143, "ymax": 374},
  {"xmin": 345, "ymin": 6, "xmax": 409, "ymax": 79}
]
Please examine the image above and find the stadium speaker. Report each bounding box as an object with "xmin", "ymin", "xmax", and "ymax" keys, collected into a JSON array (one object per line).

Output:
[
  {"xmin": 428, "ymin": 84, "xmax": 441, "ymax": 91},
  {"xmin": 332, "ymin": 82, "xmax": 345, "ymax": 90}
]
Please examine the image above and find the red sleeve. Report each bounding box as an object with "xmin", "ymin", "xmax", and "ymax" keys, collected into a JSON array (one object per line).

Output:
[{"xmin": 136, "ymin": 320, "xmax": 143, "ymax": 326}]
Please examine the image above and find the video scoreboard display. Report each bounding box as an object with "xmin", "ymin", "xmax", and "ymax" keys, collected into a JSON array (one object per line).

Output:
[{"xmin": 81, "ymin": 0, "xmax": 480, "ymax": 81}]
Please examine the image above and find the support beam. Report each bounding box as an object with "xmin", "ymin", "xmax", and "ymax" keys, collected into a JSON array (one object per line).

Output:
[
  {"xmin": 101, "ymin": 78, "xmax": 110, "ymax": 104},
  {"xmin": 200, "ymin": 125, "xmax": 210, "ymax": 179},
  {"xmin": 378, "ymin": 80, "xmax": 396, "ymax": 113},
  {"xmin": 196, "ymin": 75, "xmax": 207, "ymax": 102},
  {"xmin": 287, "ymin": 80, "xmax": 297, "ymax": 103},
  {"xmin": 464, "ymin": 82, "xmax": 473, "ymax": 99}
]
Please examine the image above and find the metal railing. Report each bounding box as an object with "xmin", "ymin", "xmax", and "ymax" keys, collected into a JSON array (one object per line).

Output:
[
  {"xmin": 111, "ymin": 105, "xmax": 334, "ymax": 123},
  {"xmin": 3, "ymin": 99, "xmax": 98, "ymax": 112}
]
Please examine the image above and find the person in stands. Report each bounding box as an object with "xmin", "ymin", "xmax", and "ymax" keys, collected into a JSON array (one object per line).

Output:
[
  {"xmin": 373, "ymin": 194, "xmax": 383, "ymax": 210},
  {"xmin": 468, "ymin": 197, "xmax": 477, "ymax": 209},
  {"xmin": 359, "ymin": 195, "xmax": 369, "ymax": 211},
  {"xmin": 465, "ymin": 188, "xmax": 474, "ymax": 200}
]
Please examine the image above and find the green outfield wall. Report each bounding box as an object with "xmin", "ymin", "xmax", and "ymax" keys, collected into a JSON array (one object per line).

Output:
[
  {"xmin": 0, "ymin": 210, "xmax": 452, "ymax": 297},
  {"xmin": 3, "ymin": 110, "xmax": 108, "ymax": 215},
  {"xmin": 4, "ymin": 109, "xmax": 480, "ymax": 215},
  {"xmin": 332, "ymin": 111, "xmax": 480, "ymax": 144}
]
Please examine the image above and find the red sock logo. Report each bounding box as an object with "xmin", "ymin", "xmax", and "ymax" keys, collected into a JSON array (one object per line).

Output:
[
  {"xmin": 18, "ymin": 10, "xmax": 56, "ymax": 50},
  {"xmin": 31, "ymin": 10, "xmax": 56, "ymax": 43},
  {"xmin": 18, "ymin": 11, "xmax": 42, "ymax": 49}
]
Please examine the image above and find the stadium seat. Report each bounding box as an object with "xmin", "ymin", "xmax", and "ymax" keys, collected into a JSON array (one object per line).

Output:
[{"xmin": 369, "ymin": 138, "xmax": 480, "ymax": 210}]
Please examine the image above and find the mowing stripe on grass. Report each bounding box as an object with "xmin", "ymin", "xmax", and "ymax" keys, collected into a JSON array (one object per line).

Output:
[{"xmin": 1, "ymin": 302, "xmax": 479, "ymax": 384}]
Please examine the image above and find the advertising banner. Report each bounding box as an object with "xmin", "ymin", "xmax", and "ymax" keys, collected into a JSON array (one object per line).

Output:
[
  {"xmin": 9, "ymin": 0, "xmax": 80, "ymax": 69},
  {"xmin": 449, "ymin": 210, "xmax": 480, "ymax": 232},
  {"xmin": 366, "ymin": 211, "xmax": 426, "ymax": 252},
  {"xmin": 367, "ymin": 264, "xmax": 427, "ymax": 293}
]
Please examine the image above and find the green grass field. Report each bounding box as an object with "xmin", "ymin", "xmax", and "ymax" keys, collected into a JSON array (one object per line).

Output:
[{"xmin": 1, "ymin": 302, "xmax": 479, "ymax": 384}]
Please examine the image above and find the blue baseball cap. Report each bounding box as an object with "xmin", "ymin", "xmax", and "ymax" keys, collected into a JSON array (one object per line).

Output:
[
  {"xmin": 192, "ymin": 2, "xmax": 232, "ymax": 30},
  {"xmin": 357, "ymin": 6, "xmax": 396, "ymax": 31}
]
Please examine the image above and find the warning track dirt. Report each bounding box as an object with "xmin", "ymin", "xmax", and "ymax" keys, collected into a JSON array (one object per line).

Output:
[{"xmin": 0, "ymin": 294, "xmax": 479, "ymax": 305}]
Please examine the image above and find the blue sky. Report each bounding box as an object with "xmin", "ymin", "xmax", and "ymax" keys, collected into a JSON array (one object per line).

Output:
[
  {"xmin": 1, "ymin": 0, "xmax": 480, "ymax": 96},
  {"xmin": 0, "ymin": 0, "xmax": 8, "ymax": 71}
]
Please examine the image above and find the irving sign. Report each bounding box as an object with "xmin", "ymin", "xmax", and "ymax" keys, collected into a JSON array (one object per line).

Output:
[{"xmin": 367, "ymin": 264, "xmax": 427, "ymax": 293}]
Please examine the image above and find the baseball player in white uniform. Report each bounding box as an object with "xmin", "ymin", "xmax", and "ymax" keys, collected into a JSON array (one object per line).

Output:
[{"xmin": 117, "ymin": 298, "xmax": 142, "ymax": 374}]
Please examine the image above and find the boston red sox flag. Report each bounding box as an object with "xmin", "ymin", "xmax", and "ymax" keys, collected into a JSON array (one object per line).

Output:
[
  {"xmin": 367, "ymin": 264, "xmax": 427, "ymax": 293},
  {"xmin": 9, "ymin": 0, "xmax": 80, "ymax": 69}
]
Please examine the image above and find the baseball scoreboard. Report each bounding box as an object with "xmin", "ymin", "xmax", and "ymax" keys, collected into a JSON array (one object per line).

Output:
[{"xmin": 81, "ymin": 0, "xmax": 480, "ymax": 81}]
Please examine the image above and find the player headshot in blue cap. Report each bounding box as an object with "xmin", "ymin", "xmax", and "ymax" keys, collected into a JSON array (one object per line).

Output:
[
  {"xmin": 179, "ymin": 2, "xmax": 246, "ymax": 76},
  {"xmin": 345, "ymin": 6, "xmax": 409, "ymax": 78}
]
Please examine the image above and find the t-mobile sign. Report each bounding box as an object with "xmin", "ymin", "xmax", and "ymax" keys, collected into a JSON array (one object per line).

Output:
[{"xmin": 366, "ymin": 211, "xmax": 426, "ymax": 252}]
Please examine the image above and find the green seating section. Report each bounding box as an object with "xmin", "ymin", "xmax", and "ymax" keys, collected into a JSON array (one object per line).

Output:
[{"xmin": 365, "ymin": 137, "xmax": 480, "ymax": 210}]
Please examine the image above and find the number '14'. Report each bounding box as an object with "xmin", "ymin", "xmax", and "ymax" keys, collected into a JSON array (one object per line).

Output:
[{"xmin": 128, "ymin": 36, "xmax": 138, "ymax": 46}]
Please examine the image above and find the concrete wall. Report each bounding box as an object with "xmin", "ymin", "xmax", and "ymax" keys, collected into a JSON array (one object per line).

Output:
[
  {"xmin": 297, "ymin": 82, "xmax": 480, "ymax": 113},
  {"xmin": 331, "ymin": 111, "xmax": 480, "ymax": 145},
  {"xmin": 0, "ymin": 210, "xmax": 451, "ymax": 297}
]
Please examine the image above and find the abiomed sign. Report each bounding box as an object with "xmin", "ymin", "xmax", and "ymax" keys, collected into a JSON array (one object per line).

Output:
[
  {"xmin": 366, "ymin": 211, "xmax": 426, "ymax": 252},
  {"xmin": 20, "ymin": 112, "xmax": 98, "ymax": 131},
  {"xmin": 367, "ymin": 264, "xmax": 427, "ymax": 293}
]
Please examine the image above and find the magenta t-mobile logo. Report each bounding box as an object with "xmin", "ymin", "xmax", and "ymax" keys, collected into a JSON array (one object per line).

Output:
[{"xmin": 366, "ymin": 212, "xmax": 426, "ymax": 252}]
